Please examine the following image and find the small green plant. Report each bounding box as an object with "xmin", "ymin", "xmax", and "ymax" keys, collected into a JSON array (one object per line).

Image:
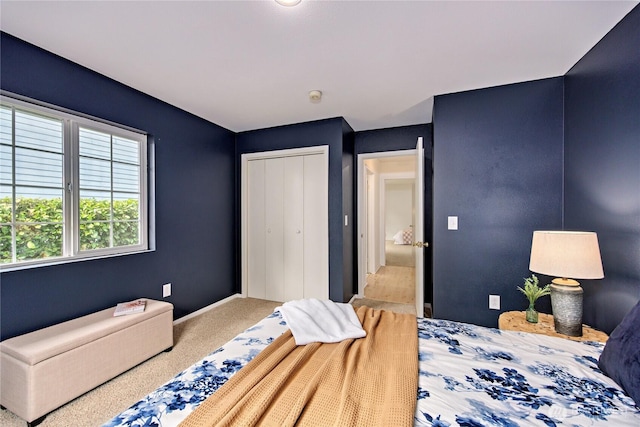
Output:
[{"xmin": 517, "ymin": 274, "xmax": 551, "ymax": 305}]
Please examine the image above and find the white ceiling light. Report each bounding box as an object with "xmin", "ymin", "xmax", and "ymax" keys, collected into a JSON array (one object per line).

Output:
[{"xmin": 275, "ymin": 0, "xmax": 301, "ymax": 7}]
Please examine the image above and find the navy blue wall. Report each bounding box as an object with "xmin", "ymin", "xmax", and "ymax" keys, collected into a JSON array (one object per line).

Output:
[
  {"xmin": 0, "ymin": 33, "xmax": 236, "ymax": 339},
  {"xmin": 432, "ymin": 78, "xmax": 564, "ymax": 328},
  {"xmin": 235, "ymin": 118, "xmax": 355, "ymax": 303},
  {"xmin": 564, "ymin": 6, "xmax": 640, "ymax": 333},
  {"xmin": 354, "ymin": 124, "xmax": 434, "ymax": 304},
  {"xmin": 354, "ymin": 125, "xmax": 431, "ymax": 155}
]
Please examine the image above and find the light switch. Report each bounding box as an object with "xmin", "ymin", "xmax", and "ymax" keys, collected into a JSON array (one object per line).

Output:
[
  {"xmin": 447, "ymin": 216, "xmax": 458, "ymax": 230},
  {"xmin": 489, "ymin": 295, "xmax": 500, "ymax": 310},
  {"xmin": 345, "ymin": 215, "xmax": 348, "ymax": 226}
]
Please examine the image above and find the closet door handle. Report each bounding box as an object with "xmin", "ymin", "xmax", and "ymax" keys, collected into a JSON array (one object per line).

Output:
[{"xmin": 413, "ymin": 241, "xmax": 429, "ymax": 248}]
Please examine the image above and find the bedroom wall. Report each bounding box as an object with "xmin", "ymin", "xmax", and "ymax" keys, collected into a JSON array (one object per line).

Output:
[
  {"xmin": 564, "ymin": 5, "xmax": 640, "ymax": 334},
  {"xmin": 0, "ymin": 33, "xmax": 237, "ymax": 339},
  {"xmin": 235, "ymin": 118, "xmax": 355, "ymax": 303},
  {"xmin": 354, "ymin": 125, "xmax": 431, "ymax": 155},
  {"xmin": 432, "ymin": 78, "xmax": 564, "ymax": 328}
]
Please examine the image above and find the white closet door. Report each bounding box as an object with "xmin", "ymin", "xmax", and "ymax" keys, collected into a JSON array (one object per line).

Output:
[
  {"xmin": 303, "ymin": 153, "xmax": 328, "ymax": 300},
  {"xmin": 242, "ymin": 147, "xmax": 328, "ymax": 303},
  {"xmin": 247, "ymin": 159, "xmax": 266, "ymax": 299},
  {"xmin": 283, "ymin": 156, "xmax": 304, "ymax": 301},
  {"xmin": 265, "ymin": 157, "xmax": 285, "ymax": 302}
]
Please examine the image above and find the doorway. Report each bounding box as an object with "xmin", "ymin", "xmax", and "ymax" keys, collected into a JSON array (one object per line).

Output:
[{"xmin": 357, "ymin": 152, "xmax": 419, "ymax": 309}]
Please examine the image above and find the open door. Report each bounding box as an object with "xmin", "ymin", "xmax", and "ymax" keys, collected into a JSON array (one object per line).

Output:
[
  {"xmin": 414, "ymin": 137, "xmax": 427, "ymax": 317},
  {"xmin": 357, "ymin": 148, "xmax": 425, "ymax": 307}
]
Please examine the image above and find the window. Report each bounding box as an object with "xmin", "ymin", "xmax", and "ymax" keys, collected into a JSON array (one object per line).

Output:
[{"xmin": 0, "ymin": 96, "xmax": 148, "ymax": 268}]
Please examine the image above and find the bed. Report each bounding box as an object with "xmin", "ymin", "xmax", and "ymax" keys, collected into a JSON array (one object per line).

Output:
[
  {"xmin": 392, "ymin": 227, "xmax": 413, "ymax": 245},
  {"xmin": 104, "ymin": 305, "xmax": 640, "ymax": 427}
]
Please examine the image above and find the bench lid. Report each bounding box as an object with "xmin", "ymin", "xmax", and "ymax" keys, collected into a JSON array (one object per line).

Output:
[{"xmin": 0, "ymin": 299, "xmax": 173, "ymax": 365}]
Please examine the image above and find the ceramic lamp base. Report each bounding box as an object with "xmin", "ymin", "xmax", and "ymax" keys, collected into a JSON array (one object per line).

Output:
[{"xmin": 550, "ymin": 280, "xmax": 583, "ymax": 336}]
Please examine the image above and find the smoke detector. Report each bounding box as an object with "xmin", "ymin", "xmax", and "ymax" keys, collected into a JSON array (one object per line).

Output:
[{"xmin": 309, "ymin": 90, "xmax": 322, "ymax": 103}]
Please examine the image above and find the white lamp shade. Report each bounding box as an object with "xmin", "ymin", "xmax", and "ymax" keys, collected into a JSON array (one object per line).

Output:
[{"xmin": 529, "ymin": 231, "xmax": 604, "ymax": 279}]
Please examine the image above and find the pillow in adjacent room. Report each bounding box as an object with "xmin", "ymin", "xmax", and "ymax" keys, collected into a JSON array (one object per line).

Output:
[{"xmin": 598, "ymin": 299, "xmax": 640, "ymax": 407}]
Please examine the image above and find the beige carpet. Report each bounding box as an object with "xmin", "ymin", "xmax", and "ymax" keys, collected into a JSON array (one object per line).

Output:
[
  {"xmin": 364, "ymin": 265, "xmax": 415, "ymax": 304},
  {"xmin": 352, "ymin": 298, "xmax": 416, "ymax": 315},
  {"xmin": 0, "ymin": 296, "xmax": 417, "ymax": 426},
  {"xmin": 385, "ymin": 240, "xmax": 415, "ymax": 267}
]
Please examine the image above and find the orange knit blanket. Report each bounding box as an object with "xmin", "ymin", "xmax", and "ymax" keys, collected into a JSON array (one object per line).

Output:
[{"xmin": 179, "ymin": 306, "xmax": 418, "ymax": 427}]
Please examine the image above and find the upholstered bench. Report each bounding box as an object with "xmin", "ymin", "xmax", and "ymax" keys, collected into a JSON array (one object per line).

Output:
[{"xmin": 0, "ymin": 299, "xmax": 173, "ymax": 426}]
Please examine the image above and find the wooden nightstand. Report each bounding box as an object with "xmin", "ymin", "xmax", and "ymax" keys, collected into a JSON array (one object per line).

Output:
[{"xmin": 498, "ymin": 311, "xmax": 608, "ymax": 343}]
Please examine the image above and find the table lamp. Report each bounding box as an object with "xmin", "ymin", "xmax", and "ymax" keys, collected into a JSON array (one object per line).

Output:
[{"xmin": 528, "ymin": 230, "xmax": 604, "ymax": 336}]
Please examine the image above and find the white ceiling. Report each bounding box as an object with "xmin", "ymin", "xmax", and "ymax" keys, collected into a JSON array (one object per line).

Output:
[{"xmin": 1, "ymin": 1, "xmax": 637, "ymax": 132}]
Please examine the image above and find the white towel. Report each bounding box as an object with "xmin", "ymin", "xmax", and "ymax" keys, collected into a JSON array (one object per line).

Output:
[{"xmin": 276, "ymin": 299, "xmax": 366, "ymax": 345}]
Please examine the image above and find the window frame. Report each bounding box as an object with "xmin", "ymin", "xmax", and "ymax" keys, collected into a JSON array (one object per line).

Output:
[{"xmin": 1, "ymin": 94, "xmax": 149, "ymax": 271}]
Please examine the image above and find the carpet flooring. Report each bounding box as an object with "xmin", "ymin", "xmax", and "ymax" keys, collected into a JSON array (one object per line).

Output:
[
  {"xmin": 385, "ymin": 240, "xmax": 415, "ymax": 267},
  {"xmin": 351, "ymin": 297, "xmax": 416, "ymax": 315},
  {"xmin": 363, "ymin": 265, "xmax": 415, "ymax": 304}
]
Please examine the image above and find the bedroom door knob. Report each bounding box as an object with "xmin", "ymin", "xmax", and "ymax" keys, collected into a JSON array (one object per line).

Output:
[{"xmin": 413, "ymin": 241, "xmax": 429, "ymax": 248}]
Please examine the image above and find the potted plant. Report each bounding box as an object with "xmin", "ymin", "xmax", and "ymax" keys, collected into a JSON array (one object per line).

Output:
[{"xmin": 517, "ymin": 274, "xmax": 551, "ymax": 323}]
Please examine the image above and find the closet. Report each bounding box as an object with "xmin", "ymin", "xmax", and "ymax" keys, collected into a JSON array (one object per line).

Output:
[{"xmin": 242, "ymin": 147, "xmax": 329, "ymax": 302}]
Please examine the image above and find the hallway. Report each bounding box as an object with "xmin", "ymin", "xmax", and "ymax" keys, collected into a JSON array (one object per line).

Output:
[
  {"xmin": 364, "ymin": 240, "xmax": 415, "ymax": 304},
  {"xmin": 364, "ymin": 265, "xmax": 415, "ymax": 304}
]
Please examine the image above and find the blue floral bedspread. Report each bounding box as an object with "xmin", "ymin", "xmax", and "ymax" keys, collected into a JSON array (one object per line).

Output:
[{"xmin": 103, "ymin": 312, "xmax": 639, "ymax": 427}]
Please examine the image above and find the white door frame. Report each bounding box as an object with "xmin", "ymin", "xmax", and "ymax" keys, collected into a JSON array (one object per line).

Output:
[
  {"xmin": 365, "ymin": 167, "xmax": 376, "ymax": 275},
  {"xmin": 356, "ymin": 149, "xmax": 417, "ymax": 298},
  {"xmin": 241, "ymin": 145, "xmax": 329, "ymax": 298}
]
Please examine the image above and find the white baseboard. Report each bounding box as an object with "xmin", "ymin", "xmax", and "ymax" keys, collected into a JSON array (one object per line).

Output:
[{"xmin": 173, "ymin": 293, "xmax": 242, "ymax": 325}]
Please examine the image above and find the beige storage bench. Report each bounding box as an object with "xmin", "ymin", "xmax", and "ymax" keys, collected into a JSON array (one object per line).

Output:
[{"xmin": 0, "ymin": 299, "xmax": 173, "ymax": 426}]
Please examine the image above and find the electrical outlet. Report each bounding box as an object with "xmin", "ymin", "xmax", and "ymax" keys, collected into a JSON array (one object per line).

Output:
[
  {"xmin": 489, "ymin": 294, "xmax": 500, "ymax": 310},
  {"xmin": 163, "ymin": 283, "xmax": 171, "ymax": 298}
]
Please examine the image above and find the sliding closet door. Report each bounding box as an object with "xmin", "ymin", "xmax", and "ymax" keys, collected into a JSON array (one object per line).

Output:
[
  {"xmin": 243, "ymin": 147, "xmax": 328, "ymax": 302},
  {"xmin": 247, "ymin": 159, "xmax": 266, "ymax": 299},
  {"xmin": 283, "ymin": 156, "xmax": 304, "ymax": 301},
  {"xmin": 303, "ymin": 154, "xmax": 327, "ymax": 300},
  {"xmin": 265, "ymin": 157, "xmax": 285, "ymax": 302}
]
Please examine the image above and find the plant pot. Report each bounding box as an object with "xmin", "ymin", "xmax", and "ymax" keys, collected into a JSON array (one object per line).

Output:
[{"xmin": 526, "ymin": 304, "xmax": 538, "ymax": 323}]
